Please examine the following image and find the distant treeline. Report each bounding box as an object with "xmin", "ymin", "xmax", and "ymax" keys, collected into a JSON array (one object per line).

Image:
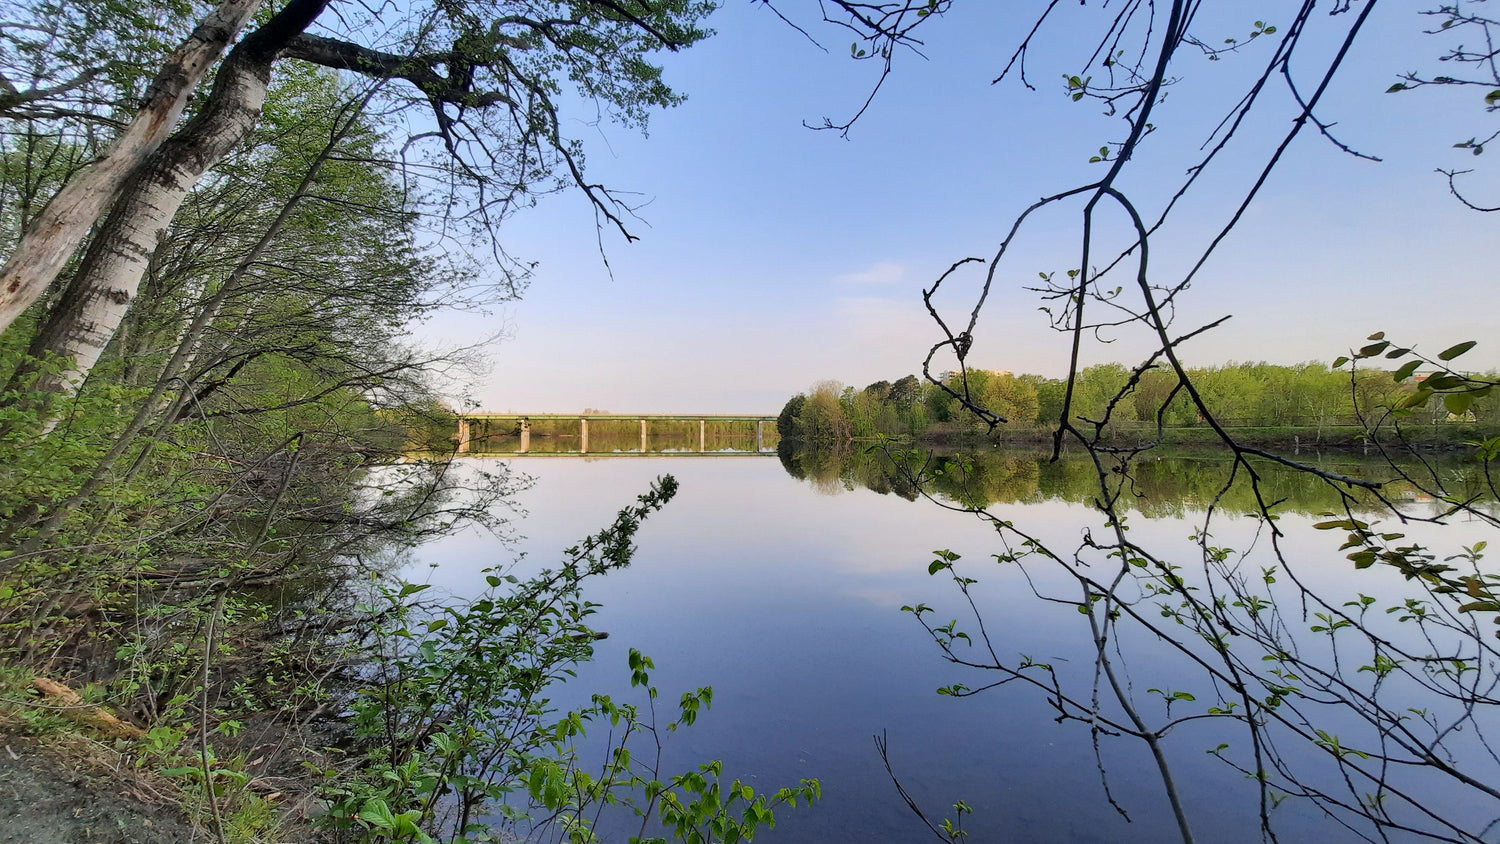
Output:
[{"xmin": 777, "ymin": 363, "xmax": 1500, "ymax": 443}]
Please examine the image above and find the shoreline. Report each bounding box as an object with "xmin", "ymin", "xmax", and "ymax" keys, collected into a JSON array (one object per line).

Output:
[{"xmin": 826, "ymin": 422, "xmax": 1500, "ymax": 454}]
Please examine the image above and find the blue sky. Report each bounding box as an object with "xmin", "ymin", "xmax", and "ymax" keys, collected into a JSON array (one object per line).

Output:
[{"xmin": 414, "ymin": 2, "xmax": 1497, "ymax": 414}]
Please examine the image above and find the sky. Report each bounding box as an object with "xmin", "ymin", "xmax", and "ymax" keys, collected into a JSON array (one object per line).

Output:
[{"xmin": 411, "ymin": 2, "xmax": 1498, "ymax": 414}]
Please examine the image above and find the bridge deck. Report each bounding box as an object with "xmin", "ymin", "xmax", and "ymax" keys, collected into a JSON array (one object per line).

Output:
[{"xmin": 453, "ymin": 413, "xmax": 779, "ymax": 454}]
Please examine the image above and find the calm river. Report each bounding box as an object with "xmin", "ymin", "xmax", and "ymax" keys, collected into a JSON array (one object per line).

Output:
[{"xmin": 406, "ymin": 447, "xmax": 1498, "ymax": 843}]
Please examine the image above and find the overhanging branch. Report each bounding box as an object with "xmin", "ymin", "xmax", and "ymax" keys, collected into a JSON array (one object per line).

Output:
[{"xmin": 281, "ymin": 33, "xmax": 517, "ymax": 108}]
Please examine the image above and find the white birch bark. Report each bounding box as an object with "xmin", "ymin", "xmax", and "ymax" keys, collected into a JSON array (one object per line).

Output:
[
  {"xmin": 34, "ymin": 56, "xmax": 273, "ymax": 405},
  {"xmin": 0, "ymin": 0, "xmax": 263, "ymax": 334}
]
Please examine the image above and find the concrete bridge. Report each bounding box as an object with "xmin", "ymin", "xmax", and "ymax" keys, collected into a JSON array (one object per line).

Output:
[{"xmin": 455, "ymin": 413, "xmax": 779, "ymax": 455}]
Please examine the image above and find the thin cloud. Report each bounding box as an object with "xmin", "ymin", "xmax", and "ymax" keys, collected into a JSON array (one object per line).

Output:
[{"xmin": 834, "ymin": 261, "xmax": 905, "ymax": 285}]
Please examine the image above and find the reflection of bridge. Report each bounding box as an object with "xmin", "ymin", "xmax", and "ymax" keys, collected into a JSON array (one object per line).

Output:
[{"xmin": 456, "ymin": 413, "xmax": 779, "ymax": 455}]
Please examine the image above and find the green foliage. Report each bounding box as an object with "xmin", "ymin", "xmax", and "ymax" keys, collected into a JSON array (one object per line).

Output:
[
  {"xmin": 776, "ymin": 394, "xmax": 807, "ymax": 440},
  {"xmin": 0, "ymin": 64, "xmax": 507, "ymax": 554},
  {"xmin": 0, "ymin": 60, "xmax": 550, "ymax": 842},
  {"xmin": 1345, "ymin": 331, "xmax": 1498, "ymax": 424},
  {"xmin": 0, "ymin": 0, "xmax": 198, "ymax": 119},
  {"xmin": 321, "ymin": 475, "xmax": 818, "ymax": 842},
  {"xmin": 783, "ymin": 356, "xmax": 1500, "ymax": 447},
  {"xmin": 0, "ymin": 5, "xmax": 760, "ymax": 842}
]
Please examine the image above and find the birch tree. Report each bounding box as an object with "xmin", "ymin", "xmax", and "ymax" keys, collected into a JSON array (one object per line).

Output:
[
  {"xmin": 0, "ymin": 0, "xmax": 712, "ymax": 417},
  {"xmin": 0, "ymin": 0, "xmax": 264, "ymax": 331},
  {"xmin": 0, "ymin": 65, "xmax": 489, "ymax": 563}
]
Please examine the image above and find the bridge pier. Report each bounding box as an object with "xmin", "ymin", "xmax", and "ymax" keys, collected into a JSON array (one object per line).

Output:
[{"xmin": 452, "ymin": 414, "xmax": 777, "ymax": 455}]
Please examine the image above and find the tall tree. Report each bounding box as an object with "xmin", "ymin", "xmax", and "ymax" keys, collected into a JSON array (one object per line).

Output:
[
  {"xmin": 0, "ymin": 0, "xmax": 713, "ymax": 417},
  {"xmin": 0, "ymin": 63, "xmax": 499, "ymax": 563},
  {"xmin": 0, "ymin": 0, "xmax": 264, "ymax": 331}
]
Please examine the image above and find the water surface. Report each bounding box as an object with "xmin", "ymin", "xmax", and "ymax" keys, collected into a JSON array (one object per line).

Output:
[{"xmin": 409, "ymin": 449, "xmax": 1498, "ymax": 842}]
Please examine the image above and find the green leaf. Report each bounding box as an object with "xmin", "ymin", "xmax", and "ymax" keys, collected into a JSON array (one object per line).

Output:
[
  {"xmin": 1426, "ymin": 373, "xmax": 1464, "ymax": 390},
  {"xmin": 1458, "ymin": 600, "xmax": 1500, "ymax": 613},
  {"xmin": 1438, "ymin": 340, "xmax": 1477, "ymax": 361},
  {"xmin": 1444, "ymin": 392, "xmax": 1474, "ymax": 415},
  {"xmin": 358, "ymin": 798, "xmax": 398, "ymax": 831},
  {"xmin": 1398, "ymin": 389, "xmax": 1434, "ymax": 409},
  {"xmin": 1393, "ymin": 360, "xmax": 1422, "ymax": 381}
]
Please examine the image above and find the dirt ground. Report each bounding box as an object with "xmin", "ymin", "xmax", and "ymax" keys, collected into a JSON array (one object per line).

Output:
[{"xmin": 0, "ymin": 733, "xmax": 200, "ymax": 844}]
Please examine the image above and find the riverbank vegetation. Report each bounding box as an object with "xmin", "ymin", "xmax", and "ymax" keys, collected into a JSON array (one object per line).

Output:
[
  {"xmin": 0, "ymin": 61, "xmax": 515, "ymax": 839},
  {"xmin": 0, "ymin": 2, "xmax": 822, "ymax": 841},
  {"xmin": 778, "ymin": 362, "xmax": 1500, "ymax": 448}
]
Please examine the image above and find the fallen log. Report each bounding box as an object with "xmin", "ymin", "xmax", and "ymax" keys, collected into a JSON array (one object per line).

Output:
[{"xmin": 31, "ymin": 677, "xmax": 145, "ymax": 740}]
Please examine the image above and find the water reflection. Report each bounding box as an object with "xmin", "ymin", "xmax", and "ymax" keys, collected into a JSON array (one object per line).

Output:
[
  {"xmin": 776, "ymin": 443, "xmax": 1500, "ymax": 841},
  {"xmin": 417, "ymin": 450, "xmax": 1498, "ymax": 842},
  {"xmin": 778, "ymin": 440, "xmax": 1499, "ymax": 520}
]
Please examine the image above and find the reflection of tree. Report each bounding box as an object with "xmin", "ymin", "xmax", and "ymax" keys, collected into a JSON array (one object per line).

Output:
[
  {"xmin": 782, "ymin": 441, "xmax": 854, "ymax": 496},
  {"xmin": 778, "ymin": 444, "xmax": 1487, "ymax": 519}
]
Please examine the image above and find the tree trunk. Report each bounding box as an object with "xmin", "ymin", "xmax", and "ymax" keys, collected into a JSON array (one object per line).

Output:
[
  {"xmin": 4, "ymin": 0, "xmax": 332, "ymax": 422},
  {"xmin": 10, "ymin": 84, "xmax": 361, "ymax": 558},
  {"xmin": 14, "ymin": 57, "xmax": 273, "ymax": 428},
  {"xmin": 0, "ymin": 0, "xmax": 264, "ymax": 334}
]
